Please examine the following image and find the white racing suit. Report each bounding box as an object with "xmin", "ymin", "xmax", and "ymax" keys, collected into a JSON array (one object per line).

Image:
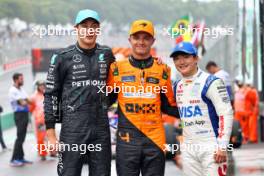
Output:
[{"xmin": 174, "ymin": 69, "xmax": 233, "ymax": 176}]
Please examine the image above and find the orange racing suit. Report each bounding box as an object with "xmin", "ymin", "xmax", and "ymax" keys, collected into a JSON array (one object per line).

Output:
[{"xmin": 107, "ymin": 56, "xmax": 179, "ymax": 176}]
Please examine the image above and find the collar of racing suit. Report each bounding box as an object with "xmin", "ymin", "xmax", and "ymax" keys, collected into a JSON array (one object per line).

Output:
[
  {"xmin": 128, "ymin": 55, "xmax": 154, "ymax": 69},
  {"xmin": 182, "ymin": 67, "xmax": 202, "ymax": 81},
  {"xmin": 76, "ymin": 42, "xmax": 97, "ymax": 56}
]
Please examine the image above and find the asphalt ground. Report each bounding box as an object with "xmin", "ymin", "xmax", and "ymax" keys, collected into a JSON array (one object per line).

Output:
[{"xmin": 0, "ymin": 126, "xmax": 264, "ymax": 176}]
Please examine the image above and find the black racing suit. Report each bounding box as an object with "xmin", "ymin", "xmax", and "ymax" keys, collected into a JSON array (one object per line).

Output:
[{"xmin": 44, "ymin": 43, "xmax": 115, "ymax": 176}]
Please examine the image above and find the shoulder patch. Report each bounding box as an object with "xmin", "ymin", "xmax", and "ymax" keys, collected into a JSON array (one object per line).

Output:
[
  {"xmin": 162, "ymin": 64, "xmax": 169, "ymax": 80},
  {"xmin": 113, "ymin": 62, "xmax": 119, "ymax": 76},
  {"xmin": 204, "ymin": 75, "xmax": 219, "ymax": 88},
  {"xmin": 202, "ymin": 74, "xmax": 219, "ymax": 97},
  {"xmin": 50, "ymin": 54, "xmax": 58, "ymax": 64},
  {"xmin": 173, "ymin": 80, "xmax": 181, "ymax": 96}
]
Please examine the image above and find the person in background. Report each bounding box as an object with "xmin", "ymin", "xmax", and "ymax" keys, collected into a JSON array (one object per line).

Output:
[
  {"xmin": 0, "ymin": 105, "xmax": 8, "ymax": 151},
  {"xmin": 234, "ymin": 80, "xmax": 251, "ymax": 143},
  {"xmin": 8, "ymin": 73, "xmax": 33, "ymax": 167},
  {"xmin": 206, "ymin": 61, "xmax": 234, "ymax": 106},
  {"xmin": 29, "ymin": 80, "xmax": 48, "ymax": 160},
  {"xmin": 162, "ymin": 114, "xmax": 182, "ymax": 169},
  {"xmin": 245, "ymin": 82, "xmax": 259, "ymax": 143}
]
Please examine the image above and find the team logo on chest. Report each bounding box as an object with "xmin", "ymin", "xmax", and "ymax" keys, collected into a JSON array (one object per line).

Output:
[
  {"xmin": 72, "ymin": 54, "xmax": 82, "ymax": 63},
  {"xmin": 98, "ymin": 53, "xmax": 107, "ymax": 78}
]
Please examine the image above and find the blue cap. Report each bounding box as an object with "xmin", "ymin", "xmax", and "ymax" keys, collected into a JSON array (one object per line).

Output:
[
  {"xmin": 170, "ymin": 42, "xmax": 197, "ymax": 57},
  {"xmin": 75, "ymin": 9, "xmax": 100, "ymax": 25}
]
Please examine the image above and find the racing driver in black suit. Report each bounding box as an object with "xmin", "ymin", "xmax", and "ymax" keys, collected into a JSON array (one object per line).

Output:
[{"xmin": 44, "ymin": 9, "xmax": 115, "ymax": 176}]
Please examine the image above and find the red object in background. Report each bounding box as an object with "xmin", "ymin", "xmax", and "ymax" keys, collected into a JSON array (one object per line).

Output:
[
  {"xmin": 31, "ymin": 48, "xmax": 59, "ymax": 73},
  {"xmin": 175, "ymin": 36, "xmax": 184, "ymax": 44},
  {"xmin": 3, "ymin": 58, "xmax": 31, "ymax": 71},
  {"xmin": 32, "ymin": 48, "xmax": 43, "ymax": 70},
  {"xmin": 191, "ymin": 22, "xmax": 205, "ymax": 47}
]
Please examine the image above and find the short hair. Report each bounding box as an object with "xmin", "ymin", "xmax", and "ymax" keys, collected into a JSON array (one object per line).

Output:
[
  {"xmin": 206, "ymin": 61, "xmax": 218, "ymax": 70},
  {"xmin": 79, "ymin": 18, "xmax": 99, "ymax": 25},
  {"xmin": 12, "ymin": 73, "xmax": 22, "ymax": 81}
]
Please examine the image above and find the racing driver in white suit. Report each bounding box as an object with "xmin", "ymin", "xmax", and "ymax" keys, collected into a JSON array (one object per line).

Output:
[{"xmin": 170, "ymin": 42, "xmax": 233, "ymax": 176}]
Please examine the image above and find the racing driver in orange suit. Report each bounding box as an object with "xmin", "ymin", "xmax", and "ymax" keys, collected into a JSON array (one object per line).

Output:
[{"xmin": 107, "ymin": 19, "xmax": 179, "ymax": 176}]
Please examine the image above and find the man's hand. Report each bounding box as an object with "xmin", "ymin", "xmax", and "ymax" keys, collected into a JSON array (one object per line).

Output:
[
  {"xmin": 46, "ymin": 129, "xmax": 59, "ymax": 155},
  {"xmin": 214, "ymin": 148, "xmax": 227, "ymax": 164},
  {"xmin": 154, "ymin": 56, "xmax": 164, "ymax": 65},
  {"xmin": 17, "ymin": 99, "xmax": 28, "ymax": 106},
  {"xmin": 25, "ymin": 98, "xmax": 32, "ymax": 104}
]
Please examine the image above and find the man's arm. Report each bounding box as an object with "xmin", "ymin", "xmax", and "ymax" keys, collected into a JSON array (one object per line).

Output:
[
  {"xmin": 106, "ymin": 50, "xmax": 117, "ymax": 107},
  {"xmin": 160, "ymin": 65, "xmax": 180, "ymax": 118},
  {"xmin": 160, "ymin": 95, "xmax": 179, "ymax": 118},
  {"xmin": 44, "ymin": 53, "xmax": 63, "ymax": 153},
  {"xmin": 8, "ymin": 88, "xmax": 29, "ymax": 111},
  {"xmin": 44, "ymin": 53, "xmax": 63, "ymax": 129},
  {"xmin": 206, "ymin": 79, "xmax": 233, "ymax": 149},
  {"xmin": 28, "ymin": 95, "xmax": 36, "ymax": 113}
]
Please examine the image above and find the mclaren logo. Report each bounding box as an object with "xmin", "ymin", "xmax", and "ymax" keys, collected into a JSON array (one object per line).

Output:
[
  {"xmin": 72, "ymin": 54, "xmax": 82, "ymax": 63},
  {"xmin": 139, "ymin": 22, "xmax": 147, "ymax": 27}
]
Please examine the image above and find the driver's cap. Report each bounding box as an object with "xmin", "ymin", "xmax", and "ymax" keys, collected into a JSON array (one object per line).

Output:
[{"xmin": 75, "ymin": 9, "xmax": 100, "ymax": 25}]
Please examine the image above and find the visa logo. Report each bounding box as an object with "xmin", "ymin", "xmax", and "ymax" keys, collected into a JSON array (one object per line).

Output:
[{"xmin": 179, "ymin": 105, "xmax": 203, "ymax": 118}]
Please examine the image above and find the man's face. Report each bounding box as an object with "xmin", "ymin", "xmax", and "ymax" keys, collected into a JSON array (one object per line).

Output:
[
  {"xmin": 17, "ymin": 75, "xmax": 24, "ymax": 86},
  {"xmin": 38, "ymin": 84, "xmax": 46, "ymax": 93},
  {"xmin": 76, "ymin": 19, "xmax": 100, "ymax": 46},
  {"xmin": 206, "ymin": 66, "xmax": 216, "ymax": 74},
  {"xmin": 173, "ymin": 54, "xmax": 198, "ymax": 77},
  {"xmin": 129, "ymin": 32, "xmax": 155, "ymax": 58}
]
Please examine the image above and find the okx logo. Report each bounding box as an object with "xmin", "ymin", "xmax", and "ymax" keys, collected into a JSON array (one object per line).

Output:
[{"xmin": 125, "ymin": 103, "xmax": 156, "ymax": 114}]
